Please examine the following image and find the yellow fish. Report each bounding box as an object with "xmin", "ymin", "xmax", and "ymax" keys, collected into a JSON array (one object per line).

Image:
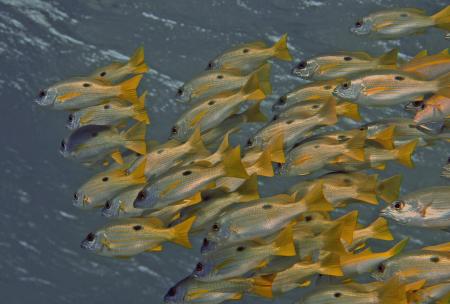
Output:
[{"xmin": 401, "ymin": 48, "xmax": 450, "ymax": 80}]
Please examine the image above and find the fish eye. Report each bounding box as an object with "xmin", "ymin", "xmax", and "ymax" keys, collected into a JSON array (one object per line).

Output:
[
  {"xmin": 447, "ymin": 157, "xmax": 450, "ymax": 163},
  {"xmin": 137, "ymin": 190, "xmax": 146, "ymax": 201},
  {"xmin": 68, "ymin": 114, "xmax": 74, "ymax": 122},
  {"xmin": 60, "ymin": 140, "xmax": 66, "ymax": 150},
  {"xmin": 82, "ymin": 83, "xmax": 91, "ymax": 87},
  {"xmin": 217, "ymin": 75, "xmax": 224, "ymax": 79},
  {"xmin": 207, "ymin": 61, "xmax": 213, "ymax": 69},
  {"xmin": 305, "ymin": 215, "xmax": 313, "ymax": 222},
  {"xmin": 246, "ymin": 138, "xmax": 253, "ymax": 147},
  {"xmin": 102, "ymin": 177, "xmax": 109, "ymax": 182},
  {"xmin": 392, "ymin": 200, "xmax": 405, "ymax": 210},
  {"xmin": 208, "ymin": 100, "xmax": 215, "ymax": 106},
  {"xmin": 171, "ymin": 126, "xmax": 178, "ymax": 135},
  {"xmin": 413, "ymin": 100, "xmax": 423, "ymax": 107},
  {"xmin": 236, "ymin": 246, "xmax": 245, "ymax": 252},
  {"xmin": 272, "ymin": 115, "xmax": 279, "ymax": 121},
  {"xmin": 73, "ymin": 192, "xmax": 79, "ymax": 200},
  {"xmin": 38, "ymin": 90, "xmax": 47, "ymax": 98},
  {"xmin": 355, "ymin": 20, "xmax": 363, "ymax": 27},
  {"xmin": 105, "ymin": 200, "xmax": 112, "ymax": 209},
  {"xmin": 297, "ymin": 60, "xmax": 307, "ymax": 69},
  {"xmin": 242, "ymin": 48, "xmax": 249, "ymax": 53},
  {"xmin": 86, "ymin": 232, "xmax": 95, "ymax": 242},
  {"xmin": 395, "ymin": 76, "xmax": 405, "ymax": 81},
  {"xmin": 167, "ymin": 287, "xmax": 177, "ymax": 297},
  {"xmin": 100, "ymin": 71, "xmax": 106, "ymax": 77},
  {"xmin": 133, "ymin": 225, "xmax": 143, "ymax": 231},
  {"xmin": 278, "ymin": 96, "xmax": 287, "ymax": 105},
  {"xmin": 342, "ymin": 82, "xmax": 350, "ymax": 89},
  {"xmin": 334, "ymin": 292, "xmax": 342, "ymax": 298},
  {"xmin": 343, "ymin": 56, "xmax": 352, "ymax": 61},
  {"xmin": 212, "ymin": 223, "xmax": 220, "ymax": 232},
  {"xmin": 182, "ymin": 170, "xmax": 192, "ymax": 176},
  {"xmin": 377, "ymin": 263, "xmax": 385, "ymax": 273},
  {"xmin": 177, "ymin": 88, "xmax": 183, "ymax": 96},
  {"xmin": 195, "ymin": 262, "xmax": 203, "ymax": 272},
  {"xmin": 104, "ymin": 104, "xmax": 110, "ymax": 109}
]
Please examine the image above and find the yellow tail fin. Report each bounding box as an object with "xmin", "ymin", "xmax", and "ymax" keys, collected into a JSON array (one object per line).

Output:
[
  {"xmin": 423, "ymin": 242, "xmax": 450, "ymax": 252},
  {"xmin": 243, "ymin": 101, "xmax": 268, "ymax": 122},
  {"xmin": 111, "ymin": 150, "xmax": 124, "ymax": 165},
  {"xmin": 222, "ymin": 146, "xmax": 250, "ymax": 179},
  {"xmin": 133, "ymin": 90, "xmax": 150, "ymax": 124},
  {"xmin": 266, "ymin": 134, "xmax": 285, "ymax": 163},
  {"xmin": 335, "ymin": 210, "xmax": 358, "ymax": 245},
  {"xmin": 395, "ymin": 140, "xmax": 417, "ymax": 168},
  {"xmin": 251, "ymin": 149, "xmax": 274, "ymax": 177},
  {"xmin": 171, "ymin": 216, "xmax": 196, "ymax": 248},
  {"xmin": 320, "ymin": 98, "xmax": 338, "ymax": 126},
  {"xmin": 322, "ymin": 224, "xmax": 348, "ymax": 255},
  {"xmin": 384, "ymin": 238, "xmax": 409, "ymax": 259},
  {"xmin": 251, "ymin": 63, "xmax": 272, "ymax": 95},
  {"xmin": 413, "ymin": 49, "xmax": 428, "ymax": 60},
  {"xmin": 378, "ymin": 48, "xmax": 398, "ymax": 67},
  {"xmin": 301, "ymin": 182, "xmax": 334, "ymax": 212},
  {"xmin": 251, "ymin": 275, "xmax": 274, "ymax": 298},
  {"xmin": 355, "ymin": 192, "xmax": 379, "ymax": 205},
  {"xmin": 241, "ymin": 70, "xmax": 266, "ymax": 101},
  {"xmin": 377, "ymin": 174, "xmax": 402, "ymax": 203},
  {"xmin": 378, "ymin": 277, "xmax": 408, "ymax": 304},
  {"xmin": 343, "ymin": 130, "xmax": 366, "ymax": 161},
  {"xmin": 119, "ymin": 74, "xmax": 143, "ymax": 104},
  {"xmin": 319, "ymin": 253, "xmax": 344, "ymax": 276},
  {"xmin": 336, "ymin": 101, "xmax": 361, "ymax": 121},
  {"xmin": 123, "ymin": 122, "xmax": 147, "ymax": 155},
  {"xmin": 432, "ymin": 5, "xmax": 450, "ymax": 31},
  {"xmin": 367, "ymin": 217, "xmax": 394, "ymax": 241},
  {"xmin": 186, "ymin": 127, "xmax": 209, "ymax": 156},
  {"xmin": 128, "ymin": 46, "xmax": 149, "ymax": 74},
  {"xmin": 236, "ymin": 174, "xmax": 260, "ymax": 202},
  {"xmin": 436, "ymin": 71, "xmax": 450, "ymax": 97},
  {"xmin": 371, "ymin": 125, "xmax": 395, "ymax": 150},
  {"xmin": 128, "ymin": 158, "xmax": 147, "ymax": 185},
  {"xmin": 272, "ymin": 33, "xmax": 292, "ymax": 61},
  {"xmin": 273, "ymin": 225, "xmax": 296, "ymax": 256}
]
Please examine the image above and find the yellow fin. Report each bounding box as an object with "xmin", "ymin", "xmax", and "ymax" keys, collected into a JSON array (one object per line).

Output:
[
  {"xmin": 272, "ymin": 33, "xmax": 292, "ymax": 61},
  {"xmin": 251, "ymin": 275, "xmax": 273, "ymax": 299},
  {"xmin": 377, "ymin": 174, "xmax": 402, "ymax": 203},
  {"xmin": 123, "ymin": 122, "xmax": 147, "ymax": 155},
  {"xmin": 384, "ymin": 238, "xmax": 409, "ymax": 259},
  {"xmin": 186, "ymin": 127, "xmax": 209, "ymax": 155},
  {"xmin": 148, "ymin": 244, "xmax": 163, "ymax": 252},
  {"xmin": 111, "ymin": 150, "xmax": 124, "ymax": 165},
  {"xmin": 378, "ymin": 48, "xmax": 398, "ymax": 67},
  {"xmin": 119, "ymin": 74, "xmax": 143, "ymax": 104},
  {"xmin": 322, "ymin": 224, "xmax": 348, "ymax": 255},
  {"xmin": 273, "ymin": 225, "xmax": 296, "ymax": 256},
  {"xmin": 243, "ymin": 101, "xmax": 268, "ymax": 122},
  {"xmin": 266, "ymin": 134, "xmax": 285, "ymax": 163},
  {"xmin": 395, "ymin": 140, "xmax": 418, "ymax": 168},
  {"xmin": 128, "ymin": 46, "xmax": 149, "ymax": 74},
  {"xmin": 301, "ymin": 182, "xmax": 334, "ymax": 212},
  {"xmin": 437, "ymin": 72, "xmax": 450, "ymax": 97},
  {"xmin": 343, "ymin": 131, "xmax": 366, "ymax": 161},
  {"xmin": 405, "ymin": 279, "xmax": 426, "ymax": 292},
  {"xmin": 229, "ymin": 293, "xmax": 243, "ymax": 300},
  {"xmin": 133, "ymin": 91, "xmax": 150, "ymax": 124},
  {"xmin": 241, "ymin": 68, "xmax": 266, "ymax": 101},
  {"xmin": 371, "ymin": 125, "xmax": 395, "ymax": 150},
  {"xmin": 335, "ymin": 210, "xmax": 358, "ymax": 245},
  {"xmin": 440, "ymin": 48, "xmax": 449, "ymax": 55},
  {"xmin": 298, "ymin": 280, "xmax": 311, "ymax": 287},
  {"xmin": 413, "ymin": 49, "xmax": 428, "ymax": 60},
  {"xmin": 378, "ymin": 277, "xmax": 408, "ymax": 304},
  {"xmin": 372, "ymin": 162, "xmax": 387, "ymax": 170},
  {"xmin": 222, "ymin": 146, "xmax": 249, "ymax": 179},
  {"xmin": 171, "ymin": 216, "xmax": 196, "ymax": 248},
  {"xmin": 56, "ymin": 92, "xmax": 82, "ymax": 102},
  {"xmin": 367, "ymin": 217, "xmax": 393, "ymax": 241},
  {"xmin": 236, "ymin": 174, "xmax": 260, "ymax": 202},
  {"xmin": 251, "ymin": 63, "xmax": 272, "ymax": 95},
  {"xmin": 422, "ymin": 242, "xmax": 450, "ymax": 252},
  {"xmin": 147, "ymin": 217, "xmax": 164, "ymax": 228},
  {"xmin": 251, "ymin": 149, "xmax": 274, "ymax": 177},
  {"xmin": 432, "ymin": 5, "xmax": 450, "ymax": 31},
  {"xmin": 160, "ymin": 179, "xmax": 182, "ymax": 197},
  {"xmin": 319, "ymin": 253, "xmax": 344, "ymax": 276},
  {"xmin": 190, "ymin": 109, "xmax": 208, "ymax": 127},
  {"xmin": 336, "ymin": 101, "xmax": 361, "ymax": 121}
]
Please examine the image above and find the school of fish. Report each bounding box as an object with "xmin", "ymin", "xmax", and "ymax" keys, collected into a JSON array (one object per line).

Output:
[{"xmin": 34, "ymin": 5, "xmax": 450, "ymax": 304}]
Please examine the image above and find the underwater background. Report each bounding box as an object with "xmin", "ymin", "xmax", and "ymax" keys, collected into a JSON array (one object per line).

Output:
[{"xmin": 0, "ymin": 0, "xmax": 448, "ymax": 303}]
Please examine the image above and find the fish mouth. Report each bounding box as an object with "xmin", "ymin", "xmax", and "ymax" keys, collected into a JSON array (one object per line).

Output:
[
  {"xmin": 200, "ymin": 238, "xmax": 216, "ymax": 254},
  {"xmin": 73, "ymin": 193, "xmax": 90, "ymax": 208}
]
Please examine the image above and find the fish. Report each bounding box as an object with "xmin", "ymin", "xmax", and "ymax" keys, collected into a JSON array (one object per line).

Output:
[
  {"xmin": 60, "ymin": 123, "xmax": 147, "ymax": 163},
  {"xmin": 408, "ymin": 281, "xmax": 450, "ymax": 304},
  {"xmin": 34, "ymin": 74, "xmax": 143, "ymax": 110},
  {"xmin": 202, "ymin": 183, "xmax": 333, "ymax": 253},
  {"xmin": 346, "ymin": 217, "xmax": 394, "ymax": 252},
  {"xmin": 326, "ymin": 139, "xmax": 418, "ymax": 172},
  {"xmin": 401, "ymin": 49, "xmax": 450, "ymax": 80},
  {"xmin": 333, "ymin": 70, "xmax": 450, "ymax": 107},
  {"xmin": 66, "ymin": 91, "xmax": 149, "ymax": 130},
  {"xmin": 194, "ymin": 225, "xmax": 296, "ymax": 282},
  {"xmin": 101, "ymin": 186, "xmax": 144, "ymax": 218},
  {"xmin": 443, "ymin": 157, "xmax": 450, "ymax": 179},
  {"xmin": 133, "ymin": 146, "xmax": 249, "ymax": 210},
  {"xmin": 73, "ymin": 159, "xmax": 146, "ymax": 209},
  {"xmin": 89, "ymin": 46, "xmax": 149, "ymax": 84},
  {"xmin": 350, "ymin": 6, "xmax": 450, "ymax": 39},
  {"xmin": 207, "ymin": 33, "xmax": 292, "ymax": 74},
  {"xmin": 272, "ymin": 79, "xmax": 345, "ymax": 112},
  {"xmin": 363, "ymin": 118, "xmax": 450, "ymax": 147},
  {"xmin": 271, "ymin": 253, "xmax": 343, "ymax": 295},
  {"xmin": 169, "ymin": 175, "xmax": 259, "ymax": 233},
  {"xmin": 176, "ymin": 62, "xmax": 272, "ymax": 103},
  {"xmin": 292, "ymin": 49, "xmax": 398, "ymax": 80},
  {"xmin": 372, "ymin": 249, "xmax": 450, "ymax": 286},
  {"xmin": 164, "ymin": 275, "xmax": 273, "ymax": 304},
  {"xmin": 170, "ymin": 70, "xmax": 266, "ymax": 141},
  {"xmin": 341, "ymin": 238, "xmax": 409, "ymax": 277},
  {"xmin": 80, "ymin": 216, "xmax": 196, "ymax": 257},
  {"xmin": 277, "ymin": 131, "xmax": 366, "ymax": 176},
  {"xmin": 296, "ymin": 277, "xmax": 408, "ymax": 304},
  {"xmin": 414, "ymin": 95, "xmax": 450, "ymax": 125},
  {"xmin": 290, "ymin": 172, "xmax": 402, "ymax": 207},
  {"xmin": 380, "ymin": 186, "xmax": 450, "ymax": 229},
  {"xmin": 247, "ymin": 98, "xmax": 338, "ymax": 151}
]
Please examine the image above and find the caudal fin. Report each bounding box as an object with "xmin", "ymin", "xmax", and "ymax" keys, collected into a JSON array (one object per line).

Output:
[
  {"xmin": 133, "ymin": 91, "xmax": 150, "ymax": 124},
  {"xmin": 370, "ymin": 125, "xmax": 395, "ymax": 150},
  {"xmin": 319, "ymin": 98, "xmax": 338, "ymax": 126},
  {"xmin": 318, "ymin": 253, "xmax": 344, "ymax": 276},
  {"xmin": 251, "ymin": 63, "xmax": 272, "ymax": 95},
  {"xmin": 123, "ymin": 122, "xmax": 147, "ymax": 155},
  {"xmin": 432, "ymin": 5, "xmax": 450, "ymax": 31},
  {"xmin": 222, "ymin": 146, "xmax": 250, "ymax": 179},
  {"xmin": 186, "ymin": 127, "xmax": 209, "ymax": 156},
  {"xmin": 119, "ymin": 74, "xmax": 143, "ymax": 104},
  {"xmin": 128, "ymin": 46, "xmax": 149, "ymax": 74},
  {"xmin": 273, "ymin": 225, "xmax": 296, "ymax": 256},
  {"xmin": 378, "ymin": 277, "xmax": 408, "ymax": 304},
  {"xmin": 301, "ymin": 182, "xmax": 334, "ymax": 212},
  {"xmin": 251, "ymin": 149, "xmax": 275, "ymax": 177},
  {"xmin": 384, "ymin": 238, "xmax": 409, "ymax": 259},
  {"xmin": 367, "ymin": 217, "xmax": 394, "ymax": 241},
  {"xmin": 378, "ymin": 48, "xmax": 398, "ymax": 68},
  {"xmin": 422, "ymin": 242, "xmax": 450, "ymax": 252},
  {"xmin": 128, "ymin": 158, "xmax": 147, "ymax": 185},
  {"xmin": 322, "ymin": 224, "xmax": 348, "ymax": 256},
  {"xmin": 251, "ymin": 275, "xmax": 274, "ymax": 298},
  {"xmin": 241, "ymin": 70, "xmax": 266, "ymax": 101},
  {"xmin": 272, "ymin": 33, "xmax": 292, "ymax": 61},
  {"xmin": 171, "ymin": 216, "xmax": 196, "ymax": 248},
  {"xmin": 336, "ymin": 101, "xmax": 361, "ymax": 121},
  {"xmin": 395, "ymin": 140, "xmax": 418, "ymax": 168},
  {"xmin": 342, "ymin": 129, "xmax": 366, "ymax": 161},
  {"xmin": 243, "ymin": 101, "xmax": 268, "ymax": 122},
  {"xmin": 436, "ymin": 71, "xmax": 450, "ymax": 97},
  {"xmin": 377, "ymin": 174, "xmax": 402, "ymax": 203},
  {"xmin": 335, "ymin": 210, "xmax": 358, "ymax": 245},
  {"xmin": 266, "ymin": 134, "xmax": 285, "ymax": 163},
  {"xmin": 236, "ymin": 174, "xmax": 260, "ymax": 202}
]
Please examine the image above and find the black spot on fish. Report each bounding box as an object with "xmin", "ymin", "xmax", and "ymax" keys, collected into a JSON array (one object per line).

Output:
[
  {"xmin": 242, "ymin": 48, "xmax": 249, "ymax": 53},
  {"xmin": 217, "ymin": 75, "xmax": 224, "ymax": 79},
  {"xmin": 344, "ymin": 56, "xmax": 352, "ymax": 61},
  {"xmin": 100, "ymin": 71, "xmax": 106, "ymax": 77},
  {"xmin": 91, "ymin": 132, "xmax": 98, "ymax": 137},
  {"xmin": 102, "ymin": 177, "xmax": 109, "ymax": 182},
  {"xmin": 133, "ymin": 225, "xmax": 143, "ymax": 231},
  {"xmin": 395, "ymin": 76, "xmax": 405, "ymax": 81},
  {"xmin": 83, "ymin": 83, "xmax": 91, "ymax": 87},
  {"xmin": 182, "ymin": 170, "xmax": 192, "ymax": 176},
  {"xmin": 305, "ymin": 215, "xmax": 313, "ymax": 222},
  {"xmin": 359, "ymin": 127, "xmax": 366, "ymax": 131},
  {"xmin": 408, "ymin": 124, "xmax": 416, "ymax": 129},
  {"xmin": 272, "ymin": 115, "xmax": 279, "ymax": 121},
  {"xmin": 338, "ymin": 135, "xmax": 349, "ymax": 142},
  {"xmin": 236, "ymin": 246, "xmax": 245, "ymax": 252},
  {"xmin": 208, "ymin": 100, "xmax": 215, "ymax": 106},
  {"xmin": 334, "ymin": 292, "xmax": 342, "ymax": 298},
  {"xmin": 286, "ymin": 120, "xmax": 294, "ymax": 125},
  {"xmin": 314, "ymin": 145, "xmax": 320, "ymax": 148},
  {"xmin": 104, "ymin": 104, "xmax": 110, "ymax": 109},
  {"xmin": 262, "ymin": 204, "xmax": 272, "ymax": 209},
  {"xmin": 430, "ymin": 256, "xmax": 440, "ymax": 263},
  {"xmin": 323, "ymin": 85, "xmax": 332, "ymax": 90},
  {"xmin": 400, "ymin": 13, "xmax": 408, "ymax": 17},
  {"xmin": 312, "ymin": 104, "xmax": 320, "ymax": 109},
  {"xmin": 343, "ymin": 178, "xmax": 352, "ymax": 185},
  {"xmin": 157, "ymin": 149, "xmax": 164, "ymax": 154}
]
